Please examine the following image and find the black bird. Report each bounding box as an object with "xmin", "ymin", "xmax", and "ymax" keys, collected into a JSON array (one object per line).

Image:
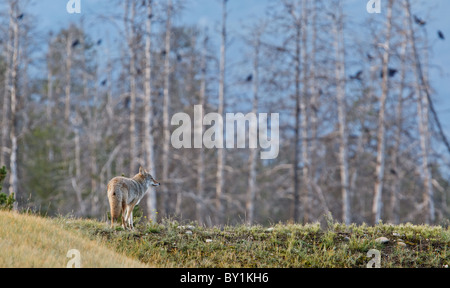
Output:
[
  {"xmin": 380, "ymin": 68, "xmax": 398, "ymax": 78},
  {"xmin": 124, "ymin": 96, "xmax": 130, "ymax": 109},
  {"xmin": 350, "ymin": 70, "xmax": 363, "ymax": 81},
  {"xmin": 246, "ymin": 74, "xmax": 253, "ymax": 82},
  {"xmin": 177, "ymin": 54, "xmax": 182, "ymax": 62},
  {"xmin": 438, "ymin": 30, "xmax": 445, "ymax": 40},
  {"xmin": 414, "ymin": 15, "xmax": 426, "ymax": 26},
  {"xmin": 16, "ymin": 13, "xmax": 24, "ymax": 20},
  {"xmin": 71, "ymin": 39, "xmax": 80, "ymax": 48},
  {"xmin": 97, "ymin": 39, "xmax": 102, "ymax": 45},
  {"xmin": 390, "ymin": 169, "xmax": 397, "ymax": 176},
  {"xmin": 388, "ymin": 68, "xmax": 398, "ymax": 77},
  {"xmin": 367, "ymin": 53, "xmax": 374, "ymax": 61},
  {"xmin": 101, "ymin": 79, "xmax": 107, "ymax": 86},
  {"xmin": 148, "ymin": 13, "xmax": 153, "ymax": 19}
]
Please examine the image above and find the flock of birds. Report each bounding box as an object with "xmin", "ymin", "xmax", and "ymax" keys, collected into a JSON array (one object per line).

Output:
[
  {"xmin": 10, "ymin": 11, "xmax": 446, "ymax": 85},
  {"xmin": 348, "ymin": 14, "xmax": 445, "ymax": 82}
]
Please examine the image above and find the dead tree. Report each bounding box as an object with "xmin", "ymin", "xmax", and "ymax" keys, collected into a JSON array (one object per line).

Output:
[
  {"xmin": 196, "ymin": 31, "xmax": 208, "ymax": 225},
  {"xmin": 125, "ymin": 0, "xmax": 138, "ymax": 175},
  {"xmin": 215, "ymin": 0, "xmax": 227, "ymax": 225},
  {"xmin": 7, "ymin": 0, "xmax": 20, "ymax": 208},
  {"xmin": 404, "ymin": 0, "xmax": 435, "ymax": 224},
  {"xmin": 372, "ymin": 0, "xmax": 393, "ymax": 225},
  {"xmin": 161, "ymin": 0, "xmax": 172, "ymax": 217},
  {"xmin": 144, "ymin": 0, "xmax": 157, "ymax": 221},
  {"xmin": 245, "ymin": 22, "xmax": 265, "ymax": 226},
  {"xmin": 332, "ymin": 0, "xmax": 351, "ymax": 225}
]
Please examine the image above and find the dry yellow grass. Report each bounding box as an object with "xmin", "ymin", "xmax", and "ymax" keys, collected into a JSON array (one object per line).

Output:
[{"xmin": 0, "ymin": 211, "xmax": 149, "ymax": 268}]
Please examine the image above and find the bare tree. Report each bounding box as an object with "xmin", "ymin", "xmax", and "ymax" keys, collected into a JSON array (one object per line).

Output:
[
  {"xmin": 144, "ymin": 0, "xmax": 157, "ymax": 221},
  {"xmin": 332, "ymin": 0, "xmax": 351, "ymax": 225},
  {"xmin": 245, "ymin": 22, "xmax": 266, "ymax": 226},
  {"xmin": 161, "ymin": 0, "xmax": 173, "ymax": 217},
  {"xmin": 372, "ymin": 0, "xmax": 394, "ymax": 224},
  {"xmin": 196, "ymin": 30, "xmax": 208, "ymax": 225},
  {"xmin": 64, "ymin": 25, "xmax": 73, "ymax": 124},
  {"xmin": 215, "ymin": 0, "xmax": 227, "ymax": 225},
  {"xmin": 0, "ymin": 0, "xmax": 14, "ymax": 169},
  {"xmin": 404, "ymin": 0, "xmax": 435, "ymax": 224},
  {"xmin": 8, "ymin": 0, "xmax": 20, "ymax": 208},
  {"xmin": 389, "ymin": 10, "xmax": 409, "ymax": 225},
  {"xmin": 125, "ymin": 0, "xmax": 138, "ymax": 175}
]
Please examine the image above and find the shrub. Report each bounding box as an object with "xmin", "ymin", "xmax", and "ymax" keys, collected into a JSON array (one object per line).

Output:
[{"xmin": 0, "ymin": 166, "xmax": 14, "ymax": 211}]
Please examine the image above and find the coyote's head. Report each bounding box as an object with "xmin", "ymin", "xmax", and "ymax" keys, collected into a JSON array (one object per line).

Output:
[{"xmin": 139, "ymin": 166, "xmax": 161, "ymax": 187}]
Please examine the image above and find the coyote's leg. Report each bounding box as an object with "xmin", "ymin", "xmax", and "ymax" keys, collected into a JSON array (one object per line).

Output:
[
  {"xmin": 125, "ymin": 205, "xmax": 134, "ymax": 230},
  {"xmin": 129, "ymin": 209, "xmax": 134, "ymax": 229},
  {"xmin": 121, "ymin": 202, "xmax": 127, "ymax": 230}
]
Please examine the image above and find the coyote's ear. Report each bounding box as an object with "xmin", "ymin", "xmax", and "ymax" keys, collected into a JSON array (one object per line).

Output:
[{"xmin": 139, "ymin": 166, "xmax": 144, "ymax": 174}]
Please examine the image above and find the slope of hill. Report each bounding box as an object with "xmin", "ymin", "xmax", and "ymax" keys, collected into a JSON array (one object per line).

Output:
[
  {"xmin": 61, "ymin": 216, "xmax": 450, "ymax": 268},
  {"xmin": 1, "ymin": 210, "xmax": 449, "ymax": 268},
  {"xmin": 0, "ymin": 211, "xmax": 148, "ymax": 268}
]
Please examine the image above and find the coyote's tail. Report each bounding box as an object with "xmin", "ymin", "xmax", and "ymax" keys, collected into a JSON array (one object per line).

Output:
[{"xmin": 108, "ymin": 187, "xmax": 122, "ymax": 226}]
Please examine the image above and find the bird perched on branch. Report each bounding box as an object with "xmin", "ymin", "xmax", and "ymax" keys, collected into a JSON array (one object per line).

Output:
[
  {"xmin": 380, "ymin": 68, "xmax": 398, "ymax": 78},
  {"xmin": 350, "ymin": 70, "xmax": 363, "ymax": 81},
  {"xmin": 438, "ymin": 30, "xmax": 445, "ymax": 40},
  {"xmin": 71, "ymin": 39, "xmax": 80, "ymax": 48},
  {"xmin": 414, "ymin": 15, "xmax": 426, "ymax": 26}
]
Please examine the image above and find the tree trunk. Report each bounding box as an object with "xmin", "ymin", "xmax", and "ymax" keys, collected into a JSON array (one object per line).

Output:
[
  {"xmin": 290, "ymin": 6, "xmax": 301, "ymax": 223},
  {"xmin": 404, "ymin": 0, "xmax": 435, "ymax": 224},
  {"xmin": 127, "ymin": 0, "xmax": 138, "ymax": 175},
  {"xmin": 1, "ymin": 1, "xmax": 14, "ymax": 168},
  {"xmin": 144, "ymin": 0, "xmax": 157, "ymax": 222},
  {"xmin": 196, "ymin": 31, "xmax": 207, "ymax": 225},
  {"xmin": 161, "ymin": 0, "xmax": 172, "ymax": 217},
  {"xmin": 300, "ymin": 0, "xmax": 311, "ymax": 223},
  {"xmin": 332, "ymin": 0, "xmax": 351, "ymax": 225},
  {"xmin": 9, "ymin": 0, "xmax": 20, "ymax": 209},
  {"xmin": 64, "ymin": 26, "xmax": 73, "ymax": 124},
  {"xmin": 390, "ymin": 14, "xmax": 408, "ymax": 224},
  {"xmin": 372, "ymin": 0, "xmax": 393, "ymax": 225},
  {"xmin": 215, "ymin": 0, "xmax": 227, "ymax": 225},
  {"xmin": 246, "ymin": 29, "xmax": 262, "ymax": 226}
]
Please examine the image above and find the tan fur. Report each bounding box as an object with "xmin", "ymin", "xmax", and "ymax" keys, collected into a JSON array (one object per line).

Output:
[{"xmin": 107, "ymin": 167, "xmax": 160, "ymax": 229}]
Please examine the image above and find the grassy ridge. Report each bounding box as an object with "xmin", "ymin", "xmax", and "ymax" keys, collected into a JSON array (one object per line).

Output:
[
  {"xmin": 1, "ymin": 210, "xmax": 449, "ymax": 268},
  {"xmin": 61, "ymin": 217, "xmax": 450, "ymax": 268},
  {"xmin": 0, "ymin": 211, "xmax": 148, "ymax": 268}
]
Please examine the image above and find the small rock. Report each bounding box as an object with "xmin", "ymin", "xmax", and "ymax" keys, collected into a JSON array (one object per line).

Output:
[
  {"xmin": 186, "ymin": 225, "xmax": 195, "ymax": 230},
  {"xmin": 343, "ymin": 236, "xmax": 351, "ymax": 242},
  {"xmin": 205, "ymin": 239, "xmax": 213, "ymax": 243},
  {"xmin": 392, "ymin": 232, "xmax": 400, "ymax": 237},
  {"xmin": 185, "ymin": 230, "xmax": 193, "ymax": 235},
  {"xmin": 266, "ymin": 227, "xmax": 274, "ymax": 232},
  {"xmin": 397, "ymin": 241, "xmax": 407, "ymax": 247},
  {"xmin": 375, "ymin": 237, "xmax": 389, "ymax": 244}
]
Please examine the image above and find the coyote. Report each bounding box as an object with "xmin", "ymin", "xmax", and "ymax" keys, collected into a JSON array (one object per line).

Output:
[{"xmin": 107, "ymin": 166, "xmax": 160, "ymax": 229}]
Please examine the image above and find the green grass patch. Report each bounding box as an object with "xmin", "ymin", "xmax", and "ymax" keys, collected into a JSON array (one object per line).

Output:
[{"xmin": 58, "ymin": 218, "xmax": 450, "ymax": 268}]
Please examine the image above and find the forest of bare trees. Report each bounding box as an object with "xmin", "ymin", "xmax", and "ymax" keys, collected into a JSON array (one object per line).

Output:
[{"xmin": 0, "ymin": 0, "xmax": 449, "ymax": 226}]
